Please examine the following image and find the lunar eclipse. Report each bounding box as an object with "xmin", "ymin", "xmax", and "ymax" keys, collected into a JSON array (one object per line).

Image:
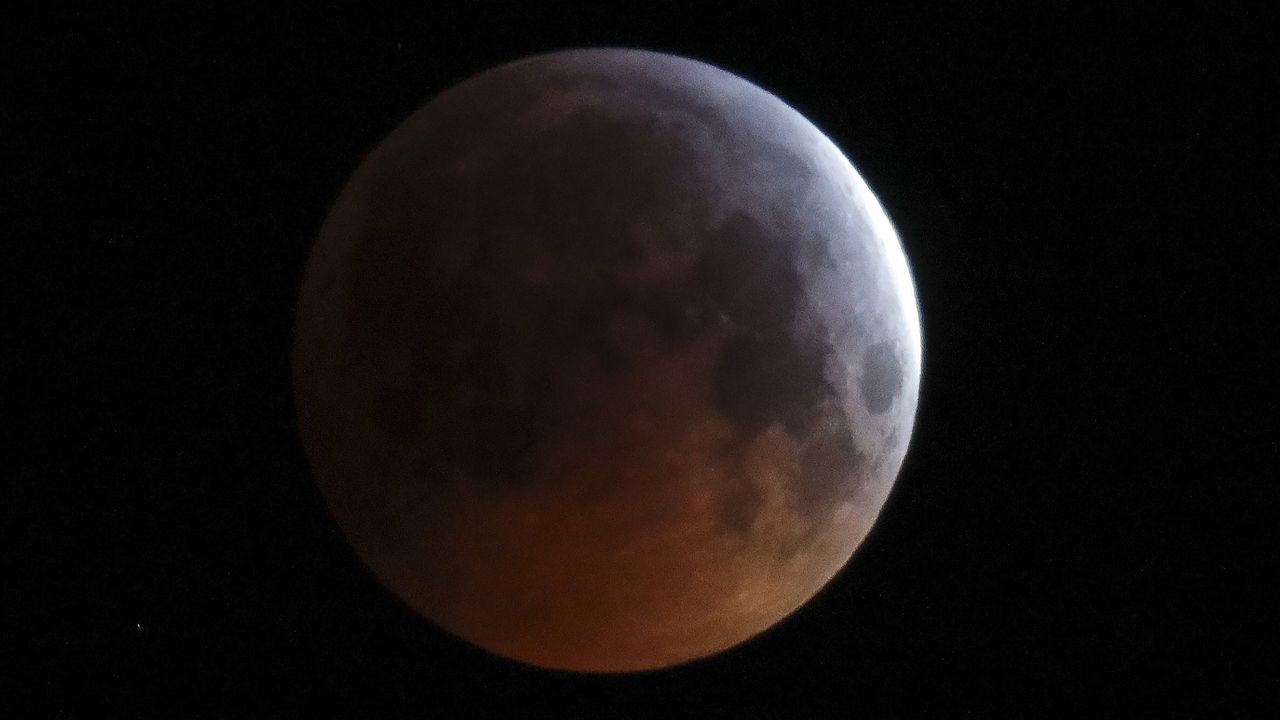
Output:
[{"xmin": 293, "ymin": 48, "xmax": 921, "ymax": 672}]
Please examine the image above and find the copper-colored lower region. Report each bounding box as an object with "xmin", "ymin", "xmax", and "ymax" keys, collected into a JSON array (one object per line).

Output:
[{"xmin": 315, "ymin": 317, "xmax": 874, "ymax": 672}]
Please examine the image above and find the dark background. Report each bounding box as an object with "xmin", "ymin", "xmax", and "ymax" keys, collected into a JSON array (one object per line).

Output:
[{"xmin": 7, "ymin": 2, "xmax": 1276, "ymax": 716}]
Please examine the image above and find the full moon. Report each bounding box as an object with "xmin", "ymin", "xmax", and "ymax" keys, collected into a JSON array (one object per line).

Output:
[{"xmin": 293, "ymin": 48, "xmax": 921, "ymax": 673}]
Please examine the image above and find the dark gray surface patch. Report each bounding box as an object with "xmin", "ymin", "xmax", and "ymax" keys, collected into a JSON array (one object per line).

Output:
[
  {"xmin": 861, "ymin": 342, "xmax": 903, "ymax": 415},
  {"xmin": 715, "ymin": 334, "xmax": 833, "ymax": 437},
  {"xmin": 697, "ymin": 210, "xmax": 837, "ymax": 438}
]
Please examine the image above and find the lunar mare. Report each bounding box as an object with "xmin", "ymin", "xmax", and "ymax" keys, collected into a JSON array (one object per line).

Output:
[{"xmin": 294, "ymin": 48, "xmax": 921, "ymax": 672}]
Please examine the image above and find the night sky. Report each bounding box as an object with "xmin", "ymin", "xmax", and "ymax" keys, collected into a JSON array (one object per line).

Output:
[{"xmin": 8, "ymin": 3, "xmax": 1275, "ymax": 716}]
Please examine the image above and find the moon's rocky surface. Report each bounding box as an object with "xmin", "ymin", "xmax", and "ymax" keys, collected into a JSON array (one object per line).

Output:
[{"xmin": 293, "ymin": 48, "xmax": 921, "ymax": 673}]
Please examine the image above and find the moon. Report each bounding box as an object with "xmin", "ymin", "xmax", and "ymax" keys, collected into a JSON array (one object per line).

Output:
[{"xmin": 293, "ymin": 48, "xmax": 921, "ymax": 673}]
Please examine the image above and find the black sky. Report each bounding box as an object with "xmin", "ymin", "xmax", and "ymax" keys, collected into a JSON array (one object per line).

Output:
[{"xmin": 6, "ymin": 3, "xmax": 1276, "ymax": 717}]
